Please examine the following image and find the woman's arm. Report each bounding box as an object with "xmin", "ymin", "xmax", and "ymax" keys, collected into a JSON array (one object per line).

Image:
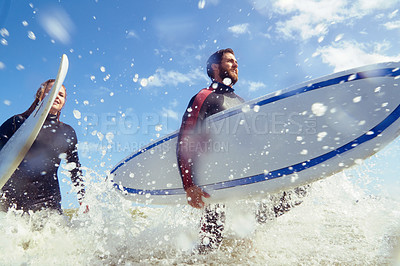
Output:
[
  {"xmin": 0, "ymin": 115, "xmax": 24, "ymax": 150},
  {"xmin": 65, "ymin": 126, "xmax": 85, "ymax": 202}
]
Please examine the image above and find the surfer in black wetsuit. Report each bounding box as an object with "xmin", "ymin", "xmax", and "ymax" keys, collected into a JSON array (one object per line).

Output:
[
  {"xmin": 177, "ymin": 48, "xmax": 243, "ymax": 206},
  {"xmin": 0, "ymin": 79, "xmax": 85, "ymax": 214},
  {"xmin": 177, "ymin": 49, "xmax": 309, "ymax": 253},
  {"xmin": 177, "ymin": 48, "xmax": 243, "ymax": 252}
]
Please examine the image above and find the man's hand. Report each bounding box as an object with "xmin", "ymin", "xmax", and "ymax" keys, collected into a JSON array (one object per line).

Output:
[
  {"xmin": 185, "ymin": 185, "xmax": 210, "ymax": 208},
  {"xmin": 79, "ymin": 202, "xmax": 89, "ymax": 213}
]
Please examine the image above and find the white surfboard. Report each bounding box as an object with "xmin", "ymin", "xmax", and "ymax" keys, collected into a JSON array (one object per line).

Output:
[
  {"xmin": 110, "ymin": 61, "xmax": 400, "ymax": 205},
  {"xmin": 0, "ymin": 54, "xmax": 69, "ymax": 189}
]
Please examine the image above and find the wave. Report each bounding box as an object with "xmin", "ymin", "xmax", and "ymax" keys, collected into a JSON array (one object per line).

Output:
[{"xmin": 0, "ymin": 170, "xmax": 399, "ymax": 265}]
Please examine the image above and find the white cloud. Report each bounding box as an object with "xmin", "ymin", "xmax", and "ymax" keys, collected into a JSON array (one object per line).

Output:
[
  {"xmin": 161, "ymin": 107, "xmax": 179, "ymax": 120},
  {"xmin": 252, "ymin": 0, "xmax": 347, "ymax": 39},
  {"xmin": 228, "ymin": 23, "xmax": 250, "ymax": 35},
  {"xmin": 251, "ymin": 0, "xmax": 400, "ymax": 40},
  {"xmin": 357, "ymin": 0, "xmax": 400, "ymax": 11},
  {"xmin": 143, "ymin": 68, "xmax": 208, "ymax": 88},
  {"xmin": 384, "ymin": 20, "xmax": 400, "ymax": 30},
  {"xmin": 126, "ymin": 30, "xmax": 139, "ymax": 39},
  {"xmin": 316, "ymin": 41, "xmax": 400, "ymax": 72},
  {"xmin": 248, "ymin": 81, "xmax": 267, "ymax": 92}
]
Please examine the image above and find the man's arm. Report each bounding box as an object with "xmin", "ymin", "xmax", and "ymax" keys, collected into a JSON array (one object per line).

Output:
[
  {"xmin": 177, "ymin": 123, "xmax": 210, "ymax": 208},
  {"xmin": 177, "ymin": 89, "xmax": 213, "ymax": 208}
]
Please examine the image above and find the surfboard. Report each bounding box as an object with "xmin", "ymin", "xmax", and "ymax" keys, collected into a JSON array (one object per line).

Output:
[
  {"xmin": 110, "ymin": 61, "xmax": 400, "ymax": 205},
  {"xmin": 0, "ymin": 54, "xmax": 69, "ymax": 189}
]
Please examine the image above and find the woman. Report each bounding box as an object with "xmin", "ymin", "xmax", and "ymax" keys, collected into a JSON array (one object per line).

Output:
[{"xmin": 0, "ymin": 79, "xmax": 85, "ymax": 214}]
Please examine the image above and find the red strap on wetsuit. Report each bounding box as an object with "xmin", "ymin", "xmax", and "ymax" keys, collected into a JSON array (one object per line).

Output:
[
  {"xmin": 181, "ymin": 87, "xmax": 213, "ymax": 131},
  {"xmin": 178, "ymin": 87, "xmax": 214, "ymax": 190}
]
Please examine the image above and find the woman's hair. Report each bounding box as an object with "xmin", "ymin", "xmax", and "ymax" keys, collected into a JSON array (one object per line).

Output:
[{"xmin": 19, "ymin": 79, "xmax": 66, "ymax": 121}]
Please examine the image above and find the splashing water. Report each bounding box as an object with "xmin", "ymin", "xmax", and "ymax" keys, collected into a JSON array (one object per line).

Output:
[{"xmin": 0, "ymin": 167, "xmax": 399, "ymax": 265}]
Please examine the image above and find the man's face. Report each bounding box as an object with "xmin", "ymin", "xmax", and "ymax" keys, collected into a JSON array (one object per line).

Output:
[{"xmin": 217, "ymin": 52, "xmax": 238, "ymax": 86}]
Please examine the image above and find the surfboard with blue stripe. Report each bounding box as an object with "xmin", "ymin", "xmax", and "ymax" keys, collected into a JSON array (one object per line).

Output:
[{"xmin": 110, "ymin": 61, "xmax": 400, "ymax": 205}]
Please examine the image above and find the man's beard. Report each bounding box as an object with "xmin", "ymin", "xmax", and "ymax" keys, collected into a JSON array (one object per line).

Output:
[{"xmin": 218, "ymin": 65, "xmax": 238, "ymax": 86}]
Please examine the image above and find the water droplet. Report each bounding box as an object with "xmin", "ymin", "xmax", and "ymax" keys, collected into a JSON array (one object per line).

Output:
[
  {"xmin": 73, "ymin": 109, "xmax": 81, "ymax": 119},
  {"xmin": 311, "ymin": 103, "xmax": 327, "ymax": 116},
  {"xmin": 27, "ymin": 31, "xmax": 36, "ymax": 40},
  {"xmin": 353, "ymin": 96, "xmax": 362, "ymax": 103}
]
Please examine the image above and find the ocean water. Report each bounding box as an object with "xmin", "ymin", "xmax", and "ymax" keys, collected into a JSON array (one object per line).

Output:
[{"xmin": 0, "ymin": 170, "xmax": 399, "ymax": 265}]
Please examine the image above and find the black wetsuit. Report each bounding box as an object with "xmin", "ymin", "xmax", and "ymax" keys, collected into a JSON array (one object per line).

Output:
[
  {"xmin": 177, "ymin": 82, "xmax": 244, "ymax": 190},
  {"xmin": 0, "ymin": 114, "xmax": 84, "ymax": 213},
  {"xmin": 177, "ymin": 82, "xmax": 244, "ymax": 251}
]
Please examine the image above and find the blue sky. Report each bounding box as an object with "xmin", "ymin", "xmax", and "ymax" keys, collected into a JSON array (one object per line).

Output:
[{"xmin": 1, "ymin": 0, "xmax": 400, "ymax": 208}]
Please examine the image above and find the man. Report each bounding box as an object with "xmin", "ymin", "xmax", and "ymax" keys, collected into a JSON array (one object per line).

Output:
[
  {"xmin": 177, "ymin": 48, "xmax": 244, "ymax": 252},
  {"xmin": 177, "ymin": 48, "xmax": 309, "ymax": 252}
]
